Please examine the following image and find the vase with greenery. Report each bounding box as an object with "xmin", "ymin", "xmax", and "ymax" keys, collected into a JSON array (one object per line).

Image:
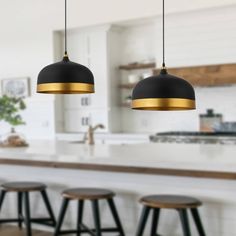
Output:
[{"xmin": 0, "ymin": 95, "xmax": 27, "ymax": 146}]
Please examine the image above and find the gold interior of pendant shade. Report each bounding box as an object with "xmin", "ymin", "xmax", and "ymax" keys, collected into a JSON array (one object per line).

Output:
[
  {"xmin": 132, "ymin": 98, "xmax": 196, "ymax": 110},
  {"xmin": 37, "ymin": 82, "xmax": 95, "ymax": 94}
]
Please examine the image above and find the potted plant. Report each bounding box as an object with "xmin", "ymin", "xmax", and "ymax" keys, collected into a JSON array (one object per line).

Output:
[{"xmin": 0, "ymin": 95, "xmax": 28, "ymax": 147}]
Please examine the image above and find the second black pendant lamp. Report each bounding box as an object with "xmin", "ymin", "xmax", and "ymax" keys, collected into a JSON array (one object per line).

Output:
[
  {"xmin": 131, "ymin": 0, "xmax": 195, "ymax": 110},
  {"xmin": 37, "ymin": 0, "xmax": 94, "ymax": 94}
]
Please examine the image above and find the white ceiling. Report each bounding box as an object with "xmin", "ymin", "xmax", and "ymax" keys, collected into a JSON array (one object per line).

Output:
[{"xmin": 0, "ymin": 0, "xmax": 235, "ymax": 34}]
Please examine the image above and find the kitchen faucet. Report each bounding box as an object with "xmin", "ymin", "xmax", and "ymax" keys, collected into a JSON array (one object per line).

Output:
[{"xmin": 83, "ymin": 124, "xmax": 105, "ymax": 145}]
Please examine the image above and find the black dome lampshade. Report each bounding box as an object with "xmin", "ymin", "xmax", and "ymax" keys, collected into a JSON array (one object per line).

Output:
[
  {"xmin": 131, "ymin": 0, "xmax": 195, "ymax": 111},
  {"xmin": 37, "ymin": 0, "xmax": 94, "ymax": 94},
  {"xmin": 132, "ymin": 68, "xmax": 195, "ymax": 110},
  {"xmin": 37, "ymin": 55, "xmax": 94, "ymax": 94}
]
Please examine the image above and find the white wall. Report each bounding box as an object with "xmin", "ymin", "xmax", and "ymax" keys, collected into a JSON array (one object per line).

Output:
[
  {"xmin": 121, "ymin": 5, "xmax": 236, "ymax": 133},
  {"xmin": 119, "ymin": 21, "xmax": 157, "ymax": 65},
  {"xmin": 0, "ymin": 28, "xmax": 56, "ymax": 139}
]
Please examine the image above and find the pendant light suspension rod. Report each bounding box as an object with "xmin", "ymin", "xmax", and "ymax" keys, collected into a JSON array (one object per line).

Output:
[
  {"xmin": 162, "ymin": 0, "xmax": 165, "ymax": 68},
  {"xmin": 64, "ymin": 0, "xmax": 67, "ymax": 56}
]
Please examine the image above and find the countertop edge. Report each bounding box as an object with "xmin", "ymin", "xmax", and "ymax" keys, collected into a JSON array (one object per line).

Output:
[{"xmin": 0, "ymin": 158, "xmax": 235, "ymax": 180}]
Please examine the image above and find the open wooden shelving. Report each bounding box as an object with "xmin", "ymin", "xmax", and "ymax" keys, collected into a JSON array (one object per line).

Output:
[
  {"xmin": 119, "ymin": 62, "xmax": 156, "ymax": 108},
  {"xmin": 119, "ymin": 62, "xmax": 156, "ymax": 71},
  {"xmin": 153, "ymin": 63, "xmax": 236, "ymax": 86}
]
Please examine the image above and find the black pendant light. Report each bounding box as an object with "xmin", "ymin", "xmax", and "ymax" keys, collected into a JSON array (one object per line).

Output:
[
  {"xmin": 131, "ymin": 0, "xmax": 195, "ymax": 110},
  {"xmin": 37, "ymin": 0, "xmax": 94, "ymax": 94}
]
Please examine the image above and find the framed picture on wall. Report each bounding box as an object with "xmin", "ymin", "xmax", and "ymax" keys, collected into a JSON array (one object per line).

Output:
[{"xmin": 1, "ymin": 77, "xmax": 30, "ymax": 98}]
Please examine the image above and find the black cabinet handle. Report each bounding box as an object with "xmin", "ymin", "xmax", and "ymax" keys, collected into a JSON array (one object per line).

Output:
[
  {"xmin": 86, "ymin": 117, "xmax": 90, "ymax": 125},
  {"xmin": 87, "ymin": 97, "xmax": 90, "ymax": 106}
]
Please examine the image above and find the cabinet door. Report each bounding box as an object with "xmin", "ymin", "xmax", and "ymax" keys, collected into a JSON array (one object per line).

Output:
[
  {"xmin": 89, "ymin": 110, "xmax": 109, "ymax": 132},
  {"xmin": 88, "ymin": 31, "xmax": 108, "ymax": 109},
  {"xmin": 65, "ymin": 29, "xmax": 109, "ymax": 110},
  {"xmin": 64, "ymin": 95, "xmax": 92, "ymax": 109},
  {"xmin": 64, "ymin": 109, "xmax": 109, "ymax": 133},
  {"xmin": 64, "ymin": 109, "xmax": 91, "ymax": 132},
  {"xmin": 64, "ymin": 31, "xmax": 92, "ymax": 109}
]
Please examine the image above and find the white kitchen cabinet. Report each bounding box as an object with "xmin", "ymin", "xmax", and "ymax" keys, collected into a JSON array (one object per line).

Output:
[
  {"xmin": 88, "ymin": 30, "xmax": 109, "ymax": 109},
  {"xmin": 64, "ymin": 109, "xmax": 91, "ymax": 132},
  {"xmin": 64, "ymin": 109, "xmax": 109, "ymax": 133},
  {"xmin": 65, "ymin": 27, "xmax": 109, "ymax": 110},
  {"xmin": 60, "ymin": 25, "xmax": 121, "ymax": 133},
  {"xmin": 63, "ymin": 95, "xmax": 91, "ymax": 109}
]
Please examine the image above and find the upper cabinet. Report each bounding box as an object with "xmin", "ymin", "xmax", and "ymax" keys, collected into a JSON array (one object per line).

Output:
[
  {"xmin": 57, "ymin": 25, "xmax": 122, "ymax": 133},
  {"xmin": 66, "ymin": 27, "xmax": 108, "ymax": 110}
]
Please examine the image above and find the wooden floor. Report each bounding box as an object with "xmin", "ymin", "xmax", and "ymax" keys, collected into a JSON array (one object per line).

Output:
[{"xmin": 0, "ymin": 226, "xmax": 52, "ymax": 236}]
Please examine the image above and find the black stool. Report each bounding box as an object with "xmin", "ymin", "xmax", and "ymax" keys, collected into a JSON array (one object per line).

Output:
[
  {"xmin": 0, "ymin": 181, "xmax": 56, "ymax": 236},
  {"xmin": 136, "ymin": 194, "xmax": 206, "ymax": 236},
  {"xmin": 54, "ymin": 188, "xmax": 125, "ymax": 236}
]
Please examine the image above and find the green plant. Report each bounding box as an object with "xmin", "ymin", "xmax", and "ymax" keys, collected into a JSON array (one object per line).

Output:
[{"xmin": 0, "ymin": 95, "xmax": 26, "ymax": 127}]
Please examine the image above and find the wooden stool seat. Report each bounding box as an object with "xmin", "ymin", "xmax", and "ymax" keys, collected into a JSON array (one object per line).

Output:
[
  {"xmin": 140, "ymin": 194, "xmax": 202, "ymax": 209},
  {"xmin": 136, "ymin": 194, "xmax": 206, "ymax": 236},
  {"xmin": 62, "ymin": 188, "xmax": 115, "ymax": 200},
  {"xmin": 0, "ymin": 181, "xmax": 56, "ymax": 236},
  {"xmin": 55, "ymin": 188, "xmax": 125, "ymax": 236},
  {"xmin": 1, "ymin": 181, "xmax": 46, "ymax": 192}
]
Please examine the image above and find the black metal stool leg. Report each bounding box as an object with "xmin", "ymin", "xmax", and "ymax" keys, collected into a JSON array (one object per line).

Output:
[
  {"xmin": 150, "ymin": 208, "xmax": 160, "ymax": 236},
  {"xmin": 190, "ymin": 208, "xmax": 206, "ymax": 236},
  {"xmin": 23, "ymin": 192, "xmax": 32, "ymax": 236},
  {"xmin": 178, "ymin": 209, "xmax": 191, "ymax": 236},
  {"xmin": 18, "ymin": 192, "xmax": 23, "ymax": 229},
  {"xmin": 77, "ymin": 200, "xmax": 84, "ymax": 236},
  {"xmin": 91, "ymin": 200, "xmax": 102, "ymax": 236},
  {"xmin": 54, "ymin": 198, "xmax": 69, "ymax": 236},
  {"xmin": 136, "ymin": 206, "xmax": 151, "ymax": 236},
  {"xmin": 41, "ymin": 190, "xmax": 56, "ymax": 226},
  {"xmin": 0, "ymin": 190, "xmax": 6, "ymax": 211},
  {"xmin": 107, "ymin": 198, "xmax": 125, "ymax": 236}
]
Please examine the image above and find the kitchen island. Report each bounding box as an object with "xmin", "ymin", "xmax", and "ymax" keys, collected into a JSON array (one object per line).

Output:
[
  {"xmin": 0, "ymin": 140, "xmax": 236, "ymax": 179},
  {"xmin": 0, "ymin": 140, "xmax": 236, "ymax": 236}
]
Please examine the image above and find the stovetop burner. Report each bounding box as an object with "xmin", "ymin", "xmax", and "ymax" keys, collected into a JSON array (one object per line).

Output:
[
  {"xmin": 150, "ymin": 131, "xmax": 236, "ymax": 144},
  {"xmin": 156, "ymin": 131, "xmax": 236, "ymax": 136}
]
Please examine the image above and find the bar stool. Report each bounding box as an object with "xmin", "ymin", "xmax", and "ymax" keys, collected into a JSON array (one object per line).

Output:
[
  {"xmin": 0, "ymin": 181, "xmax": 56, "ymax": 236},
  {"xmin": 55, "ymin": 188, "xmax": 125, "ymax": 236},
  {"xmin": 136, "ymin": 194, "xmax": 206, "ymax": 236}
]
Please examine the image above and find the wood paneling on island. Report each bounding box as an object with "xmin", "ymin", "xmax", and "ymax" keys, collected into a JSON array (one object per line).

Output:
[{"xmin": 154, "ymin": 63, "xmax": 236, "ymax": 86}]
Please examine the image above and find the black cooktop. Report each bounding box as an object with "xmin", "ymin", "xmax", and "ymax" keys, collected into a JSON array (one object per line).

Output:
[{"xmin": 156, "ymin": 132, "xmax": 236, "ymax": 136}]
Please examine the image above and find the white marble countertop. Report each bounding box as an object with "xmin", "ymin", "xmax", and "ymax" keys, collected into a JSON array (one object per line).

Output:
[{"xmin": 0, "ymin": 140, "xmax": 235, "ymax": 175}]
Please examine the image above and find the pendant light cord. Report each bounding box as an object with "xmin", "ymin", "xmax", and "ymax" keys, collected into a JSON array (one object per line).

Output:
[
  {"xmin": 64, "ymin": 0, "xmax": 67, "ymax": 56},
  {"xmin": 162, "ymin": 0, "xmax": 165, "ymax": 68}
]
